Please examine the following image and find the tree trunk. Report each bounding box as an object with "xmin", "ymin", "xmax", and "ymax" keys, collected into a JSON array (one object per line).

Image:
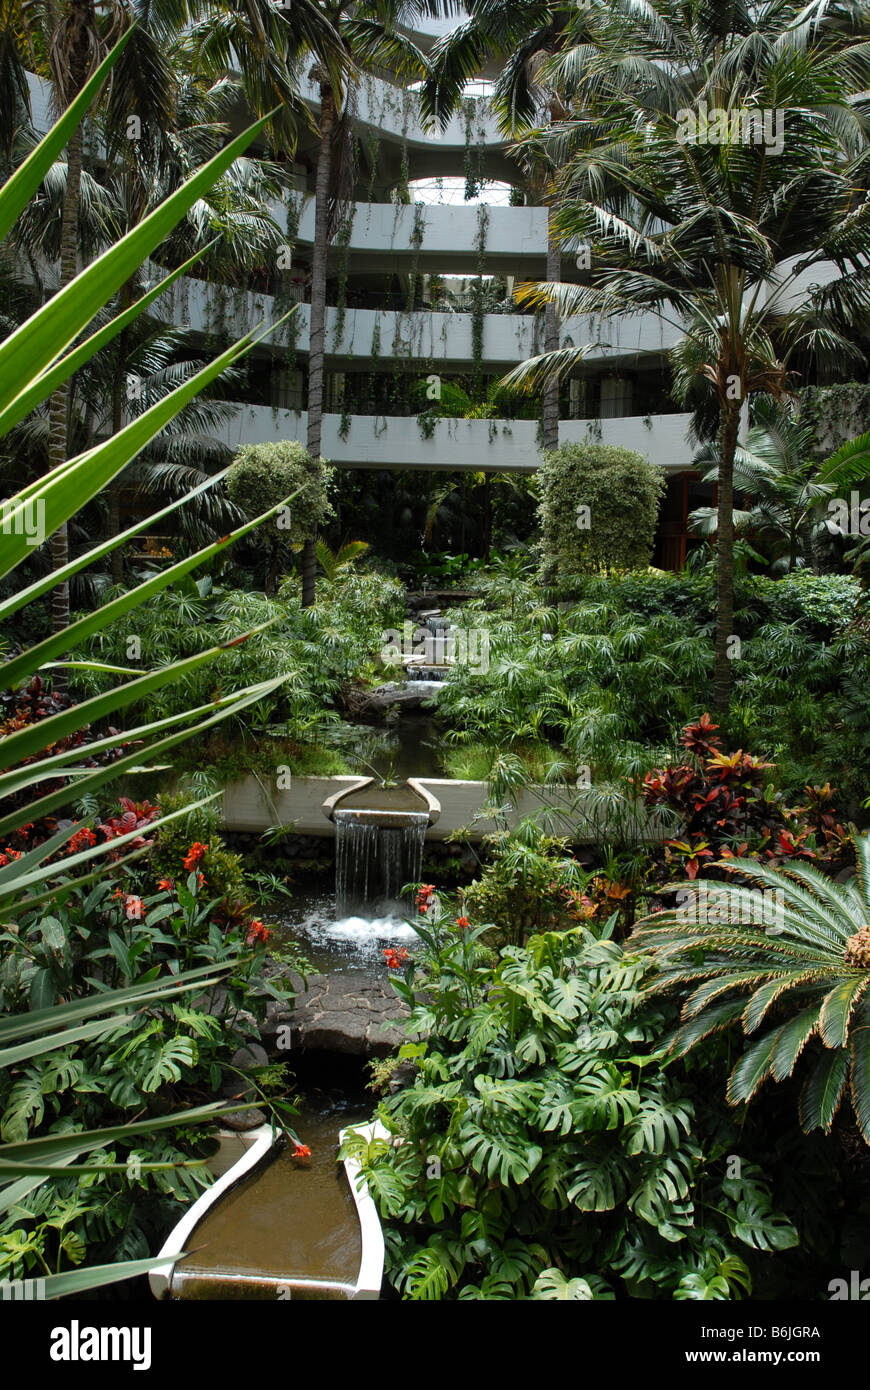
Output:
[
  {"xmin": 542, "ymin": 210, "xmax": 560, "ymax": 452},
  {"xmin": 303, "ymin": 81, "xmax": 336, "ymax": 608},
  {"xmin": 108, "ymin": 278, "xmax": 134, "ymax": 586},
  {"xmin": 47, "ymin": 120, "xmax": 85, "ymax": 689},
  {"xmin": 714, "ymin": 402, "xmax": 740, "ymax": 718}
]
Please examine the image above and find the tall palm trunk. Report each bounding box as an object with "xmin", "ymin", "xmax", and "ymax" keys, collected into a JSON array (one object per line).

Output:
[
  {"xmin": 108, "ymin": 277, "xmax": 134, "ymax": 585},
  {"xmin": 714, "ymin": 401, "xmax": 740, "ymax": 718},
  {"xmin": 303, "ymin": 79, "xmax": 337, "ymax": 608},
  {"xmin": 542, "ymin": 210, "xmax": 560, "ymax": 452},
  {"xmin": 47, "ymin": 121, "xmax": 85, "ymax": 689}
]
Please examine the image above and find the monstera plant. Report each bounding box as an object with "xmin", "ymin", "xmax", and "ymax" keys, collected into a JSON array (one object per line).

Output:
[
  {"xmin": 631, "ymin": 837, "xmax": 870, "ymax": 1144},
  {"xmin": 0, "ymin": 38, "xmax": 297, "ymax": 1295}
]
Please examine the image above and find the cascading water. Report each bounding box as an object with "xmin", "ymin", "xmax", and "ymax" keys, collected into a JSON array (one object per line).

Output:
[{"xmin": 334, "ymin": 808, "xmax": 428, "ymax": 916}]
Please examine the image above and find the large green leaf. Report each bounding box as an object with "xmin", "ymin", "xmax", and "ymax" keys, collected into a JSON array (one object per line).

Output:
[
  {"xmin": 0, "ymin": 488, "xmax": 300, "ymax": 689},
  {"xmin": 0, "ymin": 241, "xmax": 217, "ymax": 440},
  {"xmin": 0, "ymin": 109, "xmax": 277, "ymax": 420},
  {"xmin": 0, "ymin": 314, "xmax": 290, "ymax": 581},
  {"xmin": 0, "ymin": 30, "xmax": 134, "ymax": 246},
  {"xmin": 0, "ymin": 623, "xmax": 276, "ymax": 770},
  {"xmin": 799, "ymin": 1045, "xmax": 850, "ymax": 1134},
  {"xmin": 38, "ymin": 1253, "xmax": 183, "ymax": 1300},
  {"xmin": 0, "ymin": 677, "xmax": 286, "ymax": 841},
  {"xmin": 0, "ymin": 463, "xmax": 228, "ymax": 623},
  {"xmin": 0, "ymin": 963, "xmax": 239, "ymax": 1046}
]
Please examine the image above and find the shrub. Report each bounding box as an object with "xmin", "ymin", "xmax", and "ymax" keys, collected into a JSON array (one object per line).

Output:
[
  {"xmin": 344, "ymin": 909, "xmax": 799, "ymax": 1300},
  {"xmin": 537, "ymin": 443, "xmax": 665, "ymax": 580},
  {"xmin": 226, "ymin": 441, "xmax": 334, "ymax": 592}
]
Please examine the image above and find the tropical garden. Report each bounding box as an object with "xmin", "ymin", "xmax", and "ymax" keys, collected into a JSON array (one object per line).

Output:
[{"xmin": 4, "ymin": 0, "xmax": 870, "ymax": 1311}]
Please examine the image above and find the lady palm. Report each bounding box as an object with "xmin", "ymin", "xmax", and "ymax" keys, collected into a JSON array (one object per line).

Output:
[
  {"xmin": 690, "ymin": 399, "xmax": 835, "ymax": 573},
  {"xmin": 631, "ymin": 837, "xmax": 870, "ymax": 1144}
]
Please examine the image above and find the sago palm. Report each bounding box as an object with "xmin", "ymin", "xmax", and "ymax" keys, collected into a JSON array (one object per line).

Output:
[{"xmin": 631, "ymin": 838, "xmax": 870, "ymax": 1145}]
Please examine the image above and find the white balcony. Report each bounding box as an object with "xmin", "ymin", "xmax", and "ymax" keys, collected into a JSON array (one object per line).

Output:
[
  {"xmin": 160, "ymin": 274, "xmax": 680, "ymax": 366},
  {"xmin": 211, "ymin": 407, "xmax": 694, "ymax": 474},
  {"xmin": 289, "ymin": 199, "xmax": 548, "ymax": 266},
  {"xmin": 299, "ymin": 71, "xmax": 505, "ymax": 153}
]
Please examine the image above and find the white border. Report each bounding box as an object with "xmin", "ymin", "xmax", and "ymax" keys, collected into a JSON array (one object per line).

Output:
[{"xmin": 339, "ymin": 1120, "xmax": 389, "ymax": 1300}]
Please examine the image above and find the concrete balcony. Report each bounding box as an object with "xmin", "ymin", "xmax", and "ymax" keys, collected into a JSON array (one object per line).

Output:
[
  {"xmin": 299, "ymin": 71, "xmax": 505, "ymax": 155},
  {"xmin": 161, "ymin": 274, "xmax": 681, "ymax": 366},
  {"xmin": 212, "ymin": 407, "xmax": 694, "ymax": 474},
  {"xmin": 287, "ymin": 199, "xmax": 549, "ymax": 272}
]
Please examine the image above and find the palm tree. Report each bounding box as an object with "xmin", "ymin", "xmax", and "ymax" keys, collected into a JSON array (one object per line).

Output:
[
  {"xmin": 499, "ymin": 0, "xmax": 870, "ymax": 718},
  {"xmin": 420, "ymin": 1, "xmax": 579, "ymax": 452},
  {"xmin": 690, "ymin": 398, "xmax": 834, "ymax": 573}
]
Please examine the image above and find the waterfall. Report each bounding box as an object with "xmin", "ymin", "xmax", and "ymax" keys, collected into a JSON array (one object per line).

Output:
[{"xmin": 334, "ymin": 810, "xmax": 428, "ymax": 916}]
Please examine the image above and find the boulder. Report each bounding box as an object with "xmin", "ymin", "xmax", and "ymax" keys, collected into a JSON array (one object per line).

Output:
[{"xmin": 261, "ymin": 970, "xmax": 408, "ymax": 1058}]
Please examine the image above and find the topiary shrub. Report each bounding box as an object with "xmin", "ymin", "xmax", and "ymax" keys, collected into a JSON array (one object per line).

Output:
[
  {"xmin": 536, "ymin": 442, "xmax": 665, "ymax": 582},
  {"xmin": 225, "ymin": 441, "xmax": 334, "ymax": 593}
]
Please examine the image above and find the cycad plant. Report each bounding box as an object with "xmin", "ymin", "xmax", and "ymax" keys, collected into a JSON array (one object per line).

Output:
[{"xmin": 631, "ymin": 836, "xmax": 870, "ymax": 1144}]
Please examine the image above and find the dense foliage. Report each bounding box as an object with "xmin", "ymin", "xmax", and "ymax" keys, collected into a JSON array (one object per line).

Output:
[
  {"xmin": 536, "ymin": 443, "xmax": 665, "ymax": 581},
  {"xmin": 345, "ymin": 908, "xmax": 804, "ymax": 1300}
]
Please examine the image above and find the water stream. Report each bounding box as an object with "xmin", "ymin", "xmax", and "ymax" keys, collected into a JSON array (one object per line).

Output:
[{"xmin": 169, "ymin": 1104, "xmax": 370, "ymax": 1301}]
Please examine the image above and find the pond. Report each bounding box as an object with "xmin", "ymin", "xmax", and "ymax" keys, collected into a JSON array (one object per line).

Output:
[{"xmin": 273, "ymin": 887, "xmax": 420, "ymax": 981}]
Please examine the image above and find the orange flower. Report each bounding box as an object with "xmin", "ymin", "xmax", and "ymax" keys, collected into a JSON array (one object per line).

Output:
[
  {"xmin": 383, "ymin": 946, "xmax": 410, "ymax": 971},
  {"xmin": 415, "ymin": 884, "xmax": 436, "ymax": 914},
  {"xmin": 157, "ymin": 877, "xmax": 174, "ymax": 891},
  {"xmin": 67, "ymin": 827, "xmax": 97, "ymax": 854},
  {"xmin": 183, "ymin": 841, "xmax": 208, "ymax": 870},
  {"xmin": 292, "ymin": 1142, "xmax": 311, "ymax": 1160},
  {"xmin": 246, "ymin": 919, "xmax": 271, "ymax": 946},
  {"xmin": 456, "ymin": 915, "xmax": 470, "ymax": 928}
]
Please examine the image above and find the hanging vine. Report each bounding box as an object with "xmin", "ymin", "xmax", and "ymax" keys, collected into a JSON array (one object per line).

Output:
[
  {"xmin": 406, "ymin": 203, "xmax": 426, "ymax": 312},
  {"xmin": 331, "ymin": 204, "xmax": 357, "ymax": 351},
  {"xmin": 471, "ymin": 204, "xmax": 490, "ymax": 401}
]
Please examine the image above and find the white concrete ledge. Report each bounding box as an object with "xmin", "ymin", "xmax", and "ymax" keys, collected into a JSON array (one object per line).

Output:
[
  {"xmin": 213, "ymin": 408, "xmax": 695, "ymax": 474},
  {"xmin": 222, "ymin": 774, "xmax": 664, "ymax": 844},
  {"xmin": 339, "ymin": 1120, "xmax": 390, "ymax": 1300}
]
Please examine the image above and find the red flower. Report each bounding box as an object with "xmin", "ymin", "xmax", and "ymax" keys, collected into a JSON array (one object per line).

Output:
[
  {"xmin": 292, "ymin": 1143, "xmax": 311, "ymax": 1160},
  {"xmin": 383, "ymin": 946, "xmax": 410, "ymax": 971},
  {"xmin": 246, "ymin": 918, "xmax": 271, "ymax": 946},
  {"xmin": 157, "ymin": 877, "xmax": 174, "ymax": 892},
  {"xmin": 415, "ymin": 884, "xmax": 436, "ymax": 914},
  {"xmin": 67, "ymin": 827, "xmax": 97, "ymax": 854},
  {"xmin": 456, "ymin": 915, "xmax": 470, "ymax": 929},
  {"xmin": 183, "ymin": 841, "xmax": 208, "ymax": 871}
]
